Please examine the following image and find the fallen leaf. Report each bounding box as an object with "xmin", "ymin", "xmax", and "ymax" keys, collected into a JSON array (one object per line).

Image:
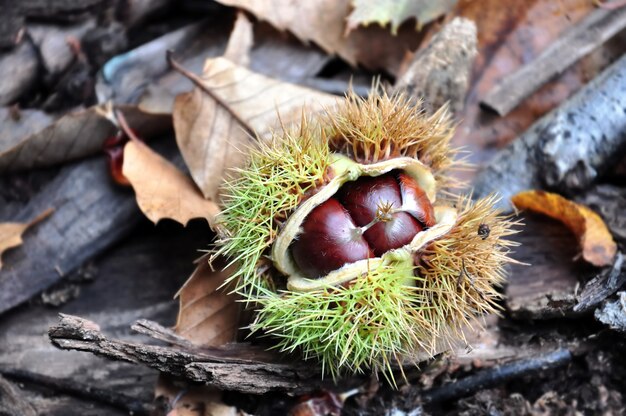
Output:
[
  {"xmin": 122, "ymin": 140, "xmax": 220, "ymax": 229},
  {"xmin": 0, "ymin": 208, "xmax": 53, "ymax": 270},
  {"xmin": 0, "ymin": 104, "xmax": 170, "ymax": 173},
  {"xmin": 214, "ymin": 0, "xmax": 422, "ymax": 73},
  {"xmin": 511, "ymin": 190, "xmax": 617, "ymax": 267},
  {"xmin": 223, "ymin": 12, "xmax": 254, "ymax": 66},
  {"xmin": 174, "ymin": 254, "xmax": 240, "ymax": 346},
  {"xmin": 173, "ymin": 56, "xmax": 336, "ymax": 201},
  {"xmin": 347, "ymin": 0, "xmax": 457, "ymax": 34}
]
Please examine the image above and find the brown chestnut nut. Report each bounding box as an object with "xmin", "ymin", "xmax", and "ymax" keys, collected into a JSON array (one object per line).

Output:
[
  {"xmin": 337, "ymin": 174, "xmax": 423, "ymax": 256},
  {"xmin": 291, "ymin": 198, "xmax": 373, "ymax": 278},
  {"xmin": 291, "ymin": 172, "xmax": 435, "ymax": 278},
  {"xmin": 398, "ymin": 172, "xmax": 436, "ymax": 227}
]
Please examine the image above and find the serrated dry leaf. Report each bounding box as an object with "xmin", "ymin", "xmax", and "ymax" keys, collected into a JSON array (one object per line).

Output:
[
  {"xmin": 512, "ymin": 190, "xmax": 617, "ymax": 267},
  {"xmin": 174, "ymin": 254, "xmax": 240, "ymax": 346},
  {"xmin": 0, "ymin": 209, "xmax": 53, "ymax": 270},
  {"xmin": 347, "ymin": 0, "xmax": 457, "ymax": 34},
  {"xmin": 214, "ymin": 0, "xmax": 422, "ymax": 73},
  {"xmin": 122, "ymin": 140, "xmax": 220, "ymax": 229},
  {"xmin": 173, "ymin": 56, "xmax": 336, "ymax": 201}
]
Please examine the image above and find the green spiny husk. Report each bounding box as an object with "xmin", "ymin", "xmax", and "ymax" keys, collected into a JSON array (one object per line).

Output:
[
  {"xmin": 214, "ymin": 119, "xmax": 330, "ymax": 294},
  {"xmin": 214, "ymin": 91, "xmax": 519, "ymax": 379}
]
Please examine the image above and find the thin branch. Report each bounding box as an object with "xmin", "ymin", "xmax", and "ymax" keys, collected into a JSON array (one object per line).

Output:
[
  {"xmin": 113, "ymin": 109, "xmax": 142, "ymax": 143},
  {"xmin": 419, "ymin": 348, "xmax": 572, "ymax": 404}
]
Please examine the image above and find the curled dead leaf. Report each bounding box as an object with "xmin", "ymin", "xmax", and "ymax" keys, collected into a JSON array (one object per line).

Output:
[
  {"xmin": 172, "ymin": 56, "xmax": 336, "ymax": 201},
  {"xmin": 511, "ymin": 190, "xmax": 617, "ymax": 267},
  {"xmin": 122, "ymin": 140, "xmax": 220, "ymax": 229},
  {"xmin": 0, "ymin": 208, "xmax": 53, "ymax": 270}
]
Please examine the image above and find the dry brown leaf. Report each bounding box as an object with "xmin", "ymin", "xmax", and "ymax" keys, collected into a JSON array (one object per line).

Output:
[
  {"xmin": 214, "ymin": 0, "xmax": 422, "ymax": 73},
  {"xmin": 173, "ymin": 56, "xmax": 336, "ymax": 201},
  {"xmin": 223, "ymin": 12, "xmax": 254, "ymax": 66},
  {"xmin": 347, "ymin": 0, "xmax": 457, "ymax": 34},
  {"xmin": 174, "ymin": 254, "xmax": 240, "ymax": 346},
  {"xmin": 122, "ymin": 140, "xmax": 220, "ymax": 228},
  {"xmin": 512, "ymin": 190, "xmax": 617, "ymax": 267},
  {"xmin": 0, "ymin": 104, "xmax": 170, "ymax": 173},
  {"xmin": 0, "ymin": 208, "xmax": 53, "ymax": 270}
]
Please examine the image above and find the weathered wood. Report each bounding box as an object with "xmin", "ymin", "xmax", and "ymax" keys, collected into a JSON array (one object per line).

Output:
[
  {"xmin": 595, "ymin": 291, "xmax": 626, "ymax": 333},
  {"xmin": 420, "ymin": 349, "xmax": 572, "ymax": 404},
  {"xmin": 0, "ymin": 367, "xmax": 154, "ymax": 415},
  {"xmin": 0, "ymin": 156, "xmax": 140, "ymax": 314},
  {"xmin": 574, "ymin": 252, "xmax": 625, "ymax": 313},
  {"xmin": 473, "ymin": 54, "xmax": 626, "ymax": 211},
  {"xmin": 506, "ymin": 215, "xmax": 586, "ymax": 319},
  {"xmin": 481, "ymin": 7, "xmax": 626, "ymax": 116},
  {"xmin": 0, "ymin": 39, "xmax": 38, "ymax": 106},
  {"xmin": 49, "ymin": 314, "xmax": 321, "ymax": 394},
  {"xmin": 0, "ymin": 219, "xmax": 212, "ymax": 414},
  {"xmin": 393, "ymin": 17, "xmax": 477, "ymax": 117},
  {"xmin": 0, "ymin": 374, "xmax": 37, "ymax": 416}
]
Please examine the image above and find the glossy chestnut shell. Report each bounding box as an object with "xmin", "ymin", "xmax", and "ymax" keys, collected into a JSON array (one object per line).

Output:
[{"xmin": 291, "ymin": 171, "xmax": 436, "ymax": 278}]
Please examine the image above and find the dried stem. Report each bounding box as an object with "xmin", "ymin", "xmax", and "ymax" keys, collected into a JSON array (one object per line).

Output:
[{"xmin": 166, "ymin": 50, "xmax": 255, "ymax": 138}]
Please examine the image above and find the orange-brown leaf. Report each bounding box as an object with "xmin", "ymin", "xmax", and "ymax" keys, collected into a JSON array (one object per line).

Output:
[
  {"xmin": 174, "ymin": 254, "xmax": 240, "ymax": 346},
  {"xmin": 122, "ymin": 140, "xmax": 220, "ymax": 229},
  {"xmin": 0, "ymin": 208, "xmax": 53, "ymax": 269},
  {"xmin": 511, "ymin": 190, "xmax": 617, "ymax": 267}
]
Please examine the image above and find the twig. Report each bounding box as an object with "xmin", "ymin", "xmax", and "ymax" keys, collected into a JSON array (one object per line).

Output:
[
  {"xmin": 420, "ymin": 348, "xmax": 572, "ymax": 404},
  {"xmin": 166, "ymin": 50, "xmax": 255, "ymax": 138},
  {"xmin": 49, "ymin": 314, "xmax": 321, "ymax": 394},
  {"xmin": 481, "ymin": 7, "xmax": 626, "ymax": 116},
  {"xmin": 114, "ymin": 109, "xmax": 142, "ymax": 143},
  {"xmin": 0, "ymin": 367, "xmax": 153, "ymax": 415}
]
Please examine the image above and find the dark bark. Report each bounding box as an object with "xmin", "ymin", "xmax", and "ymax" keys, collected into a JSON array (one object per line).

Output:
[
  {"xmin": 473, "ymin": 54, "xmax": 626, "ymax": 211},
  {"xmin": 49, "ymin": 314, "xmax": 322, "ymax": 394},
  {"xmin": 0, "ymin": 156, "xmax": 140, "ymax": 314}
]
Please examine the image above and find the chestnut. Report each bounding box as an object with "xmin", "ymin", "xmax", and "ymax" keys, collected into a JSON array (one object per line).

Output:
[
  {"xmin": 337, "ymin": 174, "xmax": 423, "ymax": 256},
  {"xmin": 291, "ymin": 172, "xmax": 435, "ymax": 278},
  {"xmin": 291, "ymin": 198, "xmax": 373, "ymax": 278}
]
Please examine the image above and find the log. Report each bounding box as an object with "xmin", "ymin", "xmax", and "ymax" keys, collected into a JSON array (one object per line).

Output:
[
  {"xmin": 0, "ymin": 156, "xmax": 140, "ymax": 314},
  {"xmin": 473, "ymin": 54, "xmax": 626, "ymax": 211},
  {"xmin": 393, "ymin": 17, "xmax": 477, "ymax": 117},
  {"xmin": 49, "ymin": 314, "xmax": 322, "ymax": 394}
]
